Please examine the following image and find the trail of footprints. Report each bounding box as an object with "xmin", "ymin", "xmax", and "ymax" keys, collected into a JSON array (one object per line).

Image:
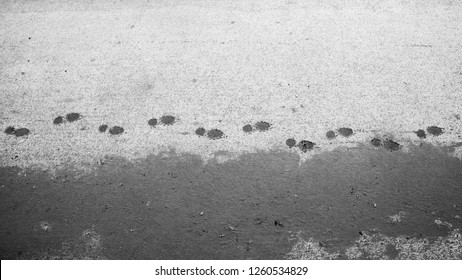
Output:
[{"xmin": 3, "ymin": 112, "xmax": 451, "ymax": 153}]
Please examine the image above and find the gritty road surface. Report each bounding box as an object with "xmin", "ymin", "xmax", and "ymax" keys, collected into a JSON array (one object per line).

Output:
[{"xmin": 1, "ymin": 0, "xmax": 461, "ymax": 259}]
